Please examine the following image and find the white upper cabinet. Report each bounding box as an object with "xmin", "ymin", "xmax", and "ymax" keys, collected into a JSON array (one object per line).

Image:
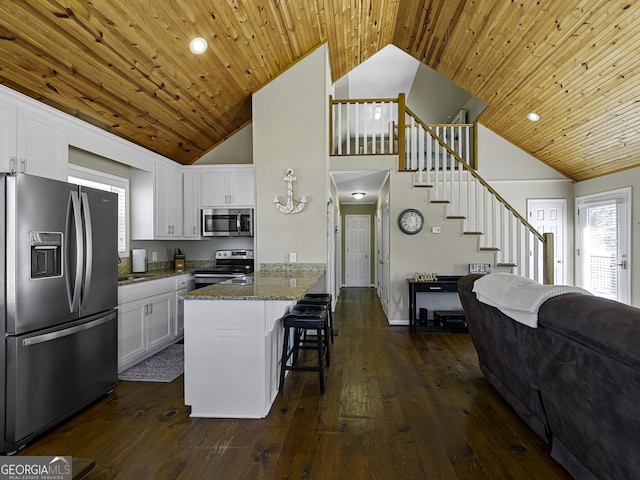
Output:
[
  {"xmin": 229, "ymin": 170, "xmax": 255, "ymax": 206},
  {"xmin": 130, "ymin": 163, "xmax": 184, "ymax": 240},
  {"xmin": 200, "ymin": 166, "xmax": 254, "ymax": 207},
  {"xmin": 182, "ymin": 171, "xmax": 200, "ymax": 238},
  {"xmin": 0, "ymin": 96, "xmax": 68, "ymax": 182},
  {"xmin": 155, "ymin": 163, "xmax": 183, "ymax": 238},
  {"xmin": 200, "ymin": 171, "xmax": 227, "ymax": 206},
  {"xmin": 0, "ymin": 101, "xmax": 17, "ymax": 174}
]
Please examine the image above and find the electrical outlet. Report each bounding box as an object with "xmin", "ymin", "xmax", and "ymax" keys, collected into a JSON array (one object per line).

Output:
[
  {"xmin": 152, "ymin": 251, "xmax": 158, "ymax": 261},
  {"xmin": 289, "ymin": 252, "xmax": 297, "ymax": 263},
  {"xmin": 431, "ymin": 226, "xmax": 442, "ymax": 234}
]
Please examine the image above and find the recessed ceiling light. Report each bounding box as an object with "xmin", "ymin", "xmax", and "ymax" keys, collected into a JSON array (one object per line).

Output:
[
  {"xmin": 352, "ymin": 192, "xmax": 366, "ymax": 200},
  {"xmin": 189, "ymin": 37, "xmax": 208, "ymax": 54},
  {"xmin": 527, "ymin": 112, "xmax": 540, "ymax": 122}
]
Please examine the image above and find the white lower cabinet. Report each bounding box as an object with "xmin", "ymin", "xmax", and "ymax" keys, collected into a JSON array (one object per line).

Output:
[
  {"xmin": 184, "ymin": 299, "xmax": 293, "ymax": 418},
  {"xmin": 118, "ymin": 276, "xmax": 188, "ymax": 372},
  {"xmin": 117, "ymin": 299, "xmax": 147, "ymax": 368},
  {"xmin": 147, "ymin": 293, "xmax": 174, "ymax": 351}
]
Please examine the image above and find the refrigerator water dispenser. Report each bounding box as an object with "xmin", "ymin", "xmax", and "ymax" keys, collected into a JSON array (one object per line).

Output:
[{"xmin": 30, "ymin": 232, "xmax": 62, "ymax": 279}]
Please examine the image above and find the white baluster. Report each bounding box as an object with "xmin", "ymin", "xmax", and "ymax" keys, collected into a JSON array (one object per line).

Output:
[
  {"xmin": 363, "ymin": 102, "xmax": 368, "ymax": 155},
  {"xmin": 464, "ymin": 125, "xmax": 470, "ymax": 165},
  {"xmin": 336, "ymin": 103, "xmax": 342, "ymax": 155},
  {"xmin": 355, "ymin": 102, "xmax": 360, "ymax": 154},
  {"xmin": 388, "ymin": 102, "xmax": 394, "ymax": 154}
]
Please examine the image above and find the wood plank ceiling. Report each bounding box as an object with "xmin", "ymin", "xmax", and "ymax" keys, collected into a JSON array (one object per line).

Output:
[{"xmin": 0, "ymin": 0, "xmax": 638, "ymax": 182}]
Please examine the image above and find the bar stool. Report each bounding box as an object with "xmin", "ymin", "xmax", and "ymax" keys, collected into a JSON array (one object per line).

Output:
[
  {"xmin": 279, "ymin": 304, "xmax": 330, "ymax": 393},
  {"xmin": 297, "ymin": 293, "xmax": 334, "ymax": 343}
]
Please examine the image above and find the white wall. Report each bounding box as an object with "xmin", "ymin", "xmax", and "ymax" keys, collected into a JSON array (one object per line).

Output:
[
  {"xmin": 407, "ymin": 64, "xmax": 475, "ymax": 123},
  {"xmin": 476, "ymin": 125, "xmax": 574, "ymax": 223},
  {"xmin": 574, "ymin": 166, "xmax": 640, "ymax": 306},
  {"xmin": 252, "ymin": 45, "xmax": 330, "ymax": 266},
  {"xmin": 195, "ymin": 124, "xmax": 253, "ymax": 165}
]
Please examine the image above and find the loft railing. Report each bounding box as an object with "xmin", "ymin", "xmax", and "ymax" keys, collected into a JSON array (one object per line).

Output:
[
  {"xmin": 329, "ymin": 94, "xmax": 554, "ymax": 284},
  {"xmin": 329, "ymin": 96, "xmax": 398, "ymax": 155},
  {"xmin": 329, "ymin": 94, "xmax": 475, "ymax": 167}
]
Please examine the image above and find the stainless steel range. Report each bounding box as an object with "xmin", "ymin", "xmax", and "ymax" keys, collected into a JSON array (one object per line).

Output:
[{"xmin": 193, "ymin": 249, "xmax": 254, "ymax": 288}]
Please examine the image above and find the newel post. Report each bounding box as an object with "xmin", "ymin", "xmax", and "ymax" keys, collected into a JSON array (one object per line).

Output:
[
  {"xmin": 397, "ymin": 93, "xmax": 406, "ymax": 171},
  {"xmin": 543, "ymin": 232, "xmax": 555, "ymax": 285},
  {"xmin": 329, "ymin": 95, "xmax": 334, "ymax": 156}
]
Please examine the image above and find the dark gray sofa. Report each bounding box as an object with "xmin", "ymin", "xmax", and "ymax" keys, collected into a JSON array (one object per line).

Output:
[{"xmin": 458, "ymin": 274, "xmax": 640, "ymax": 480}]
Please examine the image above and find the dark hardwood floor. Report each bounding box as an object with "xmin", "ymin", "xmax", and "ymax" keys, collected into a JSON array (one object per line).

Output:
[{"xmin": 19, "ymin": 288, "xmax": 571, "ymax": 479}]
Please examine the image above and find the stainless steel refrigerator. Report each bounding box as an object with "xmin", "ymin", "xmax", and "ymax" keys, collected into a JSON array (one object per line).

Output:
[{"xmin": 0, "ymin": 173, "xmax": 118, "ymax": 453}]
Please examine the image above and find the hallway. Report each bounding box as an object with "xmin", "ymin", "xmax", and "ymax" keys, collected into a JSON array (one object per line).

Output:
[{"xmin": 20, "ymin": 288, "xmax": 571, "ymax": 479}]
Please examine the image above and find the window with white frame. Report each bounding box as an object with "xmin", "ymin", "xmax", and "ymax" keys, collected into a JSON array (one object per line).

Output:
[{"xmin": 68, "ymin": 165, "xmax": 129, "ymax": 255}]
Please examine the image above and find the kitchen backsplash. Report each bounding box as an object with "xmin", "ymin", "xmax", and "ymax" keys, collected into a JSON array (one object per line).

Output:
[
  {"xmin": 260, "ymin": 263, "xmax": 326, "ymax": 272},
  {"xmin": 118, "ymin": 258, "xmax": 212, "ymax": 277}
]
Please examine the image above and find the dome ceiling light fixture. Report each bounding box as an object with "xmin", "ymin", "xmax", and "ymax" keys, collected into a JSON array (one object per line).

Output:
[
  {"xmin": 527, "ymin": 112, "xmax": 540, "ymax": 122},
  {"xmin": 352, "ymin": 192, "xmax": 366, "ymax": 200},
  {"xmin": 189, "ymin": 37, "xmax": 208, "ymax": 54}
]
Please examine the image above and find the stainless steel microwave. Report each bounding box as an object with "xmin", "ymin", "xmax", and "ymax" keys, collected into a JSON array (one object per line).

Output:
[{"xmin": 201, "ymin": 208, "xmax": 254, "ymax": 237}]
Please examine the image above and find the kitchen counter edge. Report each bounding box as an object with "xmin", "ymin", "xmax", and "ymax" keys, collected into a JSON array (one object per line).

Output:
[
  {"xmin": 117, "ymin": 268, "xmax": 197, "ymax": 286},
  {"xmin": 182, "ymin": 271, "xmax": 325, "ymax": 301}
]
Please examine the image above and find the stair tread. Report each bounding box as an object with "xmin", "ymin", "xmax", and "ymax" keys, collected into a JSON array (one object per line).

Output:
[
  {"xmin": 431, "ymin": 200, "xmax": 450, "ymax": 204},
  {"xmin": 447, "ymin": 216, "xmax": 466, "ymax": 219},
  {"xmin": 463, "ymin": 231, "xmax": 483, "ymax": 235},
  {"xmin": 496, "ymin": 263, "xmax": 517, "ymax": 267},
  {"xmin": 414, "ymin": 184, "xmax": 434, "ymax": 188},
  {"xmin": 479, "ymin": 247, "xmax": 500, "ymax": 252}
]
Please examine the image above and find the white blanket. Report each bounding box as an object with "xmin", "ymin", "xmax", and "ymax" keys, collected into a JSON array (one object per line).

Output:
[{"xmin": 472, "ymin": 273, "xmax": 591, "ymax": 328}]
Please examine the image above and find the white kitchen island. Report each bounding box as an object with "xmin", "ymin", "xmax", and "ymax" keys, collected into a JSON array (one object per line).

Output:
[{"xmin": 182, "ymin": 270, "xmax": 324, "ymax": 418}]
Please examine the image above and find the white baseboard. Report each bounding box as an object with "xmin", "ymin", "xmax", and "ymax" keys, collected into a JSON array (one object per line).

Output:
[{"xmin": 388, "ymin": 319, "xmax": 410, "ymax": 326}]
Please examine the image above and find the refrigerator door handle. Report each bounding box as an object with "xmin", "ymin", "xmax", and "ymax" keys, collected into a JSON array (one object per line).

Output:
[
  {"xmin": 21, "ymin": 312, "xmax": 116, "ymax": 346},
  {"xmin": 80, "ymin": 192, "xmax": 93, "ymax": 309},
  {"xmin": 68, "ymin": 191, "xmax": 83, "ymax": 312}
]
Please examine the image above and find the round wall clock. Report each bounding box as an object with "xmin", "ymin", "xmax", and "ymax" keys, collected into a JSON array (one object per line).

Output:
[{"xmin": 398, "ymin": 208, "xmax": 424, "ymax": 235}]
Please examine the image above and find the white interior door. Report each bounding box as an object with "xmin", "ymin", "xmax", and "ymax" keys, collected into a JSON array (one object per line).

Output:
[
  {"xmin": 576, "ymin": 188, "xmax": 631, "ymax": 304},
  {"xmin": 345, "ymin": 215, "xmax": 371, "ymax": 287},
  {"xmin": 528, "ymin": 199, "xmax": 567, "ymax": 284}
]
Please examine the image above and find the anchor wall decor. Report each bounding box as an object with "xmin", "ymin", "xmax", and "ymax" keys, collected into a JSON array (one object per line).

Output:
[{"xmin": 274, "ymin": 168, "xmax": 307, "ymax": 214}]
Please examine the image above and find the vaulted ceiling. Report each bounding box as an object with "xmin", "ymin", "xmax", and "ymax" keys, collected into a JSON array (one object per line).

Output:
[{"xmin": 1, "ymin": 1, "xmax": 639, "ymax": 182}]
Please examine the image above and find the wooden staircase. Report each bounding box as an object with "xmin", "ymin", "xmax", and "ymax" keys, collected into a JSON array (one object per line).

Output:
[
  {"xmin": 329, "ymin": 93, "xmax": 554, "ymax": 284},
  {"xmin": 402, "ymin": 107, "xmax": 553, "ymax": 283}
]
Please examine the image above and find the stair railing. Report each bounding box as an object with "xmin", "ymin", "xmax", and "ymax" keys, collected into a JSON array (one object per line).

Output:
[
  {"xmin": 328, "ymin": 94, "xmax": 554, "ymax": 284},
  {"xmin": 404, "ymin": 106, "xmax": 554, "ymax": 284}
]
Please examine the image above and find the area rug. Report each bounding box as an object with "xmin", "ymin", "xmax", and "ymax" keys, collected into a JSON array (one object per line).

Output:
[{"xmin": 118, "ymin": 344, "xmax": 184, "ymax": 382}]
